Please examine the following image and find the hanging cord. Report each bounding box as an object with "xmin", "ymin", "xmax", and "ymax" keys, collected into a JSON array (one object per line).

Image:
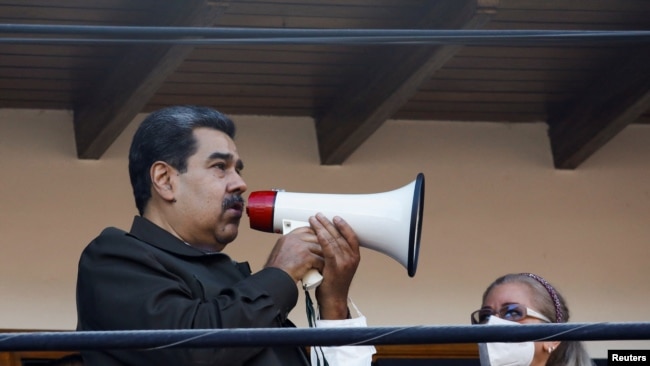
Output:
[{"xmin": 305, "ymin": 289, "xmax": 330, "ymax": 366}]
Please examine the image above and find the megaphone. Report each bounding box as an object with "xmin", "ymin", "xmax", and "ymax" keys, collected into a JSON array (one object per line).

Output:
[{"xmin": 246, "ymin": 173, "xmax": 425, "ymax": 290}]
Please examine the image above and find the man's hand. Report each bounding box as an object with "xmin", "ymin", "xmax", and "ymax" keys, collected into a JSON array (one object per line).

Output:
[
  {"xmin": 310, "ymin": 213, "xmax": 361, "ymax": 320},
  {"xmin": 264, "ymin": 226, "xmax": 324, "ymax": 283}
]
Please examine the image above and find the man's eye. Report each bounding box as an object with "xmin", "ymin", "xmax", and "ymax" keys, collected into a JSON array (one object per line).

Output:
[{"xmin": 214, "ymin": 163, "xmax": 226, "ymax": 170}]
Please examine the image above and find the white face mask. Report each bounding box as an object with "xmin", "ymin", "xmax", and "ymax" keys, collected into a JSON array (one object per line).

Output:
[{"xmin": 478, "ymin": 316, "xmax": 535, "ymax": 366}]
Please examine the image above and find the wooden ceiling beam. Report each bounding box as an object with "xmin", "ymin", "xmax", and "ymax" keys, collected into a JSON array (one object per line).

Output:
[
  {"xmin": 548, "ymin": 49, "xmax": 650, "ymax": 169},
  {"xmin": 314, "ymin": 0, "xmax": 499, "ymax": 165},
  {"xmin": 72, "ymin": 0, "xmax": 232, "ymax": 159}
]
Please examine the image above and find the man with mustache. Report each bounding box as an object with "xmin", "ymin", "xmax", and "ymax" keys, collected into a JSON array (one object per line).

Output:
[{"xmin": 75, "ymin": 105, "xmax": 373, "ymax": 365}]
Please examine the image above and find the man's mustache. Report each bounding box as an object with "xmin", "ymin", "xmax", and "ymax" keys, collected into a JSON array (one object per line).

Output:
[{"xmin": 222, "ymin": 195, "xmax": 245, "ymax": 209}]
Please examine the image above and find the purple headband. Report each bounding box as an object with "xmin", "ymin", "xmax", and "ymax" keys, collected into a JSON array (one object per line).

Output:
[{"xmin": 520, "ymin": 273, "xmax": 564, "ymax": 323}]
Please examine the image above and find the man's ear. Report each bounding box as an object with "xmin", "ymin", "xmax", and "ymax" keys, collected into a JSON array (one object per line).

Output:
[{"xmin": 150, "ymin": 161, "xmax": 176, "ymax": 202}]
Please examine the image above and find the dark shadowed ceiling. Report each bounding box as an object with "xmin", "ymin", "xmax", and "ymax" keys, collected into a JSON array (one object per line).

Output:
[{"xmin": 1, "ymin": 0, "xmax": 649, "ymax": 168}]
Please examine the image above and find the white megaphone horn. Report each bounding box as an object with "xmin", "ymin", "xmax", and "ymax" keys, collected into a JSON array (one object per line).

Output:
[{"xmin": 246, "ymin": 173, "xmax": 425, "ymax": 290}]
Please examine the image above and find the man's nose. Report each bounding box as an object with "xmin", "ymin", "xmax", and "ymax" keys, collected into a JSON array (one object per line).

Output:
[{"xmin": 230, "ymin": 173, "xmax": 247, "ymax": 193}]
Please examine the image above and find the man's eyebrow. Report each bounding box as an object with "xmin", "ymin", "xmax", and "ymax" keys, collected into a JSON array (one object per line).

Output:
[
  {"xmin": 207, "ymin": 152, "xmax": 233, "ymax": 161},
  {"xmin": 207, "ymin": 151, "xmax": 244, "ymax": 170}
]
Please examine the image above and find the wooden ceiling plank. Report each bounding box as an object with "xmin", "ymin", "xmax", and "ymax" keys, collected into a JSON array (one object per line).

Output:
[
  {"xmin": 457, "ymin": 46, "xmax": 623, "ymax": 60},
  {"xmin": 0, "ymin": 67, "xmax": 96, "ymax": 79},
  {"xmin": 176, "ymin": 60, "xmax": 360, "ymax": 76},
  {"xmin": 166, "ymin": 72, "xmax": 346, "ymax": 86},
  {"xmin": 72, "ymin": 0, "xmax": 233, "ymax": 159},
  {"xmin": 314, "ymin": 0, "xmax": 500, "ymax": 165},
  {"xmin": 0, "ymin": 55, "xmax": 113, "ymax": 69},
  {"xmin": 0, "ymin": 100, "xmax": 71, "ymax": 109},
  {"xmin": 493, "ymin": 9, "xmax": 649, "ymax": 24},
  {"xmin": 0, "ymin": 89, "xmax": 74, "ymax": 102},
  {"xmin": 434, "ymin": 68, "xmax": 594, "ymax": 81},
  {"xmin": 217, "ymin": 14, "xmax": 410, "ymax": 28},
  {"xmin": 412, "ymin": 91, "xmax": 570, "ymax": 103},
  {"xmin": 145, "ymin": 103, "xmax": 315, "ymax": 117},
  {"xmin": 149, "ymin": 94, "xmax": 329, "ymax": 107},
  {"xmin": 0, "ymin": 78, "xmax": 91, "ymax": 90},
  {"xmin": 548, "ymin": 50, "xmax": 650, "ymax": 169},
  {"xmin": 156, "ymin": 83, "xmax": 336, "ymax": 98},
  {"xmin": 394, "ymin": 110, "xmax": 545, "ymax": 122},
  {"xmin": 422, "ymin": 79, "xmax": 587, "ymax": 93},
  {"xmin": 189, "ymin": 47, "xmax": 363, "ymax": 64},
  {"xmin": 486, "ymin": 21, "xmax": 648, "ymax": 31},
  {"xmin": 227, "ymin": 0, "xmax": 426, "ymax": 6},
  {"xmin": 0, "ymin": 44, "xmax": 119, "ymax": 57},
  {"xmin": 225, "ymin": 2, "xmax": 423, "ymax": 19},
  {"xmin": 498, "ymin": 0, "xmax": 650, "ymax": 12},
  {"xmin": 403, "ymin": 101, "xmax": 548, "ymax": 114},
  {"xmin": 447, "ymin": 57, "xmax": 605, "ymax": 71},
  {"xmin": 0, "ymin": 0, "xmax": 155, "ymax": 9},
  {"xmin": 0, "ymin": 6, "xmax": 150, "ymax": 24}
]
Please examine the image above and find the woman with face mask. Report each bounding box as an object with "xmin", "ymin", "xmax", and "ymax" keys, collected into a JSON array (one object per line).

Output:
[{"xmin": 471, "ymin": 273, "xmax": 594, "ymax": 366}]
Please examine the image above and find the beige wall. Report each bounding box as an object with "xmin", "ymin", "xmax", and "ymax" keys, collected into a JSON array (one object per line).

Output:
[{"xmin": 1, "ymin": 108, "xmax": 648, "ymax": 357}]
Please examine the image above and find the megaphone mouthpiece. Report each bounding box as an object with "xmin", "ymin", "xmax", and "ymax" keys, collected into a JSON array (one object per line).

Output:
[{"xmin": 246, "ymin": 190, "xmax": 280, "ymax": 233}]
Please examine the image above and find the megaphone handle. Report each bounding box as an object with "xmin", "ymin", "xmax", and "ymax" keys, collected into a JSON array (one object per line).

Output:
[
  {"xmin": 302, "ymin": 269, "xmax": 323, "ymax": 290},
  {"xmin": 282, "ymin": 219, "xmax": 324, "ymax": 290}
]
